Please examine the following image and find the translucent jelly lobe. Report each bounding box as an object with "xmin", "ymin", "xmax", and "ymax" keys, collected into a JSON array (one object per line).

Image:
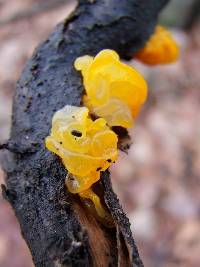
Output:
[
  {"xmin": 74, "ymin": 49, "xmax": 148, "ymax": 128},
  {"xmin": 135, "ymin": 25, "xmax": 179, "ymax": 65},
  {"xmin": 45, "ymin": 105, "xmax": 118, "ymax": 219},
  {"xmin": 45, "ymin": 105, "xmax": 118, "ymax": 190}
]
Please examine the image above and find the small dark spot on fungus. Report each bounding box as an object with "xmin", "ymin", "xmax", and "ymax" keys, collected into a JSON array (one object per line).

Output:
[
  {"xmin": 96, "ymin": 167, "xmax": 102, "ymax": 171},
  {"xmin": 90, "ymin": 113, "xmax": 98, "ymax": 121},
  {"xmin": 59, "ymin": 141, "xmax": 62, "ymax": 144},
  {"xmin": 71, "ymin": 130, "xmax": 82, "ymax": 137},
  {"xmin": 107, "ymin": 159, "xmax": 112, "ymax": 163}
]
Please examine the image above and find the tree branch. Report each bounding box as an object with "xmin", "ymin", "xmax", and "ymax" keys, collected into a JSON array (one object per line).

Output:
[{"xmin": 1, "ymin": 0, "xmax": 169, "ymax": 266}]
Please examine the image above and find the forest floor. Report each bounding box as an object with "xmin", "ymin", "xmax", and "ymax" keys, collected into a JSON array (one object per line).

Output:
[{"xmin": 0, "ymin": 1, "xmax": 200, "ymax": 267}]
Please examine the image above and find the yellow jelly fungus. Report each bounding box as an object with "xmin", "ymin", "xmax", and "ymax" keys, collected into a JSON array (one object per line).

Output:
[
  {"xmin": 45, "ymin": 105, "xmax": 118, "ymax": 220},
  {"xmin": 79, "ymin": 188, "xmax": 110, "ymax": 219},
  {"xmin": 135, "ymin": 25, "xmax": 179, "ymax": 65},
  {"xmin": 74, "ymin": 49, "xmax": 148, "ymax": 128}
]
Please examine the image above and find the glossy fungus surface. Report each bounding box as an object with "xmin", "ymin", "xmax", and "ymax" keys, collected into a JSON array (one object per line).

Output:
[
  {"xmin": 135, "ymin": 25, "xmax": 179, "ymax": 65},
  {"xmin": 75, "ymin": 49, "xmax": 148, "ymax": 128}
]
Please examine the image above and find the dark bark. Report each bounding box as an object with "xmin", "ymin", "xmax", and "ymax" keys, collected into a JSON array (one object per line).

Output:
[{"xmin": 1, "ymin": 0, "xmax": 169, "ymax": 266}]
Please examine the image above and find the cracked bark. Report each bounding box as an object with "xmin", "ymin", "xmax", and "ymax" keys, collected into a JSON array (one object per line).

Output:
[{"xmin": 1, "ymin": 0, "xmax": 169, "ymax": 266}]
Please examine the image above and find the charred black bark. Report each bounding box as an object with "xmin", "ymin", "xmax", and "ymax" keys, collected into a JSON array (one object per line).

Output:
[{"xmin": 1, "ymin": 0, "xmax": 169, "ymax": 266}]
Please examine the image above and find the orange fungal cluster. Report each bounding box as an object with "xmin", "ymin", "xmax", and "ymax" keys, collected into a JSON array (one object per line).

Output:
[
  {"xmin": 45, "ymin": 32, "xmax": 179, "ymax": 221},
  {"xmin": 45, "ymin": 105, "xmax": 118, "ymax": 219},
  {"xmin": 135, "ymin": 25, "xmax": 179, "ymax": 65}
]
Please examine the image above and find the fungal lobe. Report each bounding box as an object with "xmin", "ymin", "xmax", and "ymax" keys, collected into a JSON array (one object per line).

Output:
[
  {"xmin": 134, "ymin": 25, "xmax": 179, "ymax": 65},
  {"xmin": 45, "ymin": 105, "xmax": 118, "ymax": 220},
  {"xmin": 74, "ymin": 49, "xmax": 148, "ymax": 129}
]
